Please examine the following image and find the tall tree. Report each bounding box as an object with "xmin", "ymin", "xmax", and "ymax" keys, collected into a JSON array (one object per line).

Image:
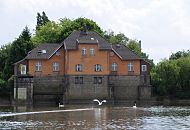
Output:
[
  {"xmin": 33, "ymin": 17, "xmax": 104, "ymax": 44},
  {"xmin": 36, "ymin": 11, "xmax": 50, "ymax": 30},
  {"xmin": 169, "ymin": 50, "xmax": 190, "ymax": 60},
  {"xmin": 3, "ymin": 26, "xmax": 34, "ymax": 80}
]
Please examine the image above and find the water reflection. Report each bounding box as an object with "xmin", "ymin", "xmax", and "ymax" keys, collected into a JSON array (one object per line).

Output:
[{"xmin": 0, "ymin": 105, "xmax": 190, "ymax": 129}]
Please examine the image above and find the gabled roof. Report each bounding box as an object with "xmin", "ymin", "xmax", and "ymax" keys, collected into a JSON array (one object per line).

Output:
[
  {"xmin": 63, "ymin": 31, "xmax": 111, "ymax": 50},
  {"xmin": 112, "ymin": 44, "xmax": 141, "ymax": 60},
  {"xmin": 25, "ymin": 43, "xmax": 62, "ymax": 60}
]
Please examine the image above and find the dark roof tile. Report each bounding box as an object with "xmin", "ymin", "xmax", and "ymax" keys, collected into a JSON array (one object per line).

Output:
[
  {"xmin": 112, "ymin": 44, "xmax": 141, "ymax": 60},
  {"xmin": 63, "ymin": 31, "xmax": 111, "ymax": 50},
  {"xmin": 25, "ymin": 43, "xmax": 61, "ymax": 59}
]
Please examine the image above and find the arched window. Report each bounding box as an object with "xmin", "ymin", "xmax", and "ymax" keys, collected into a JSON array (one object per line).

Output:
[
  {"xmin": 111, "ymin": 62, "xmax": 118, "ymax": 71},
  {"xmin": 20, "ymin": 64, "xmax": 26, "ymax": 75},
  {"xmin": 35, "ymin": 61, "xmax": 42, "ymax": 71},
  {"xmin": 82, "ymin": 48, "xmax": 86, "ymax": 56},
  {"xmin": 53, "ymin": 62, "xmax": 60, "ymax": 71},
  {"xmin": 128, "ymin": 62, "xmax": 134, "ymax": 71},
  {"xmin": 141, "ymin": 65, "xmax": 147, "ymax": 72},
  {"xmin": 90, "ymin": 48, "xmax": 94, "ymax": 56},
  {"xmin": 95, "ymin": 64, "xmax": 102, "ymax": 72},
  {"xmin": 75, "ymin": 64, "xmax": 83, "ymax": 72}
]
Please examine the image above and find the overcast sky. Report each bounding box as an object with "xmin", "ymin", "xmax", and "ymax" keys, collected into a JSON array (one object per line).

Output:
[{"xmin": 0, "ymin": 0, "xmax": 189, "ymax": 63}]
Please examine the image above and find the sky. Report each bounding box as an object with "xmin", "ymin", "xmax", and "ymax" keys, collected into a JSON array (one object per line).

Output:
[{"xmin": 0, "ymin": 0, "xmax": 190, "ymax": 63}]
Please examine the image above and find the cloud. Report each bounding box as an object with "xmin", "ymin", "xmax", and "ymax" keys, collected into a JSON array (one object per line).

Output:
[{"xmin": 0, "ymin": 0, "xmax": 189, "ymax": 63}]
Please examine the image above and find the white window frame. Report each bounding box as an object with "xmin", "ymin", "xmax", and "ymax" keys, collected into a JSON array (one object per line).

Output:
[
  {"xmin": 128, "ymin": 62, "xmax": 134, "ymax": 71},
  {"xmin": 75, "ymin": 64, "xmax": 82, "ymax": 72},
  {"xmin": 82, "ymin": 48, "xmax": 86, "ymax": 56},
  {"xmin": 53, "ymin": 62, "xmax": 60, "ymax": 71},
  {"xmin": 35, "ymin": 62, "xmax": 42, "ymax": 71},
  {"xmin": 111, "ymin": 62, "xmax": 118, "ymax": 71},
  {"xmin": 141, "ymin": 65, "xmax": 147, "ymax": 72},
  {"xmin": 95, "ymin": 64, "xmax": 102, "ymax": 72},
  {"xmin": 90, "ymin": 48, "xmax": 94, "ymax": 56},
  {"xmin": 20, "ymin": 64, "xmax": 26, "ymax": 75}
]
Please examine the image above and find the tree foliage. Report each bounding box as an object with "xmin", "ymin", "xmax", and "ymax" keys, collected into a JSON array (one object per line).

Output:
[
  {"xmin": 0, "ymin": 26, "xmax": 34, "ymax": 97},
  {"xmin": 104, "ymin": 30, "xmax": 153, "ymax": 65},
  {"xmin": 169, "ymin": 50, "xmax": 190, "ymax": 60},
  {"xmin": 152, "ymin": 51, "xmax": 190, "ymax": 99},
  {"xmin": 33, "ymin": 17, "xmax": 104, "ymax": 44},
  {"xmin": 36, "ymin": 11, "xmax": 50, "ymax": 30}
]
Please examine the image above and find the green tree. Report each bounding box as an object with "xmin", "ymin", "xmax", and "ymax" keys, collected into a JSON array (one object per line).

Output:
[
  {"xmin": 33, "ymin": 21, "xmax": 62, "ymax": 44},
  {"xmin": 104, "ymin": 31, "xmax": 129, "ymax": 44},
  {"xmin": 33, "ymin": 17, "xmax": 104, "ymax": 44},
  {"xmin": 169, "ymin": 50, "xmax": 190, "ymax": 60},
  {"xmin": 36, "ymin": 11, "xmax": 50, "ymax": 30},
  {"xmin": 151, "ymin": 51, "xmax": 190, "ymax": 99},
  {"xmin": 3, "ymin": 26, "xmax": 34, "ymax": 80}
]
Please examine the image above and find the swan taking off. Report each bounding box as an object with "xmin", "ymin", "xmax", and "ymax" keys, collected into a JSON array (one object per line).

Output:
[{"xmin": 93, "ymin": 99, "xmax": 106, "ymax": 105}]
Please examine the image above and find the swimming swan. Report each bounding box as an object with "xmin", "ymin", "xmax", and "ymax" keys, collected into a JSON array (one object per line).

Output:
[
  {"xmin": 133, "ymin": 103, "xmax": 137, "ymax": 108},
  {"xmin": 93, "ymin": 99, "xmax": 106, "ymax": 105},
  {"xmin": 59, "ymin": 103, "xmax": 64, "ymax": 108}
]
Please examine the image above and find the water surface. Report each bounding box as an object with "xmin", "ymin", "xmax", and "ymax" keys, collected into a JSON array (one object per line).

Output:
[{"xmin": 0, "ymin": 105, "xmax": 190, "ymax": 130}]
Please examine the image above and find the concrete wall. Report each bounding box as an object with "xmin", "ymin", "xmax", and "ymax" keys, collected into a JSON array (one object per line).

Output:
[
  {"xmin": 14, "ymin": 75, "xmax": 152, "ymax": 105},
  {"xmin": 33, "ymin": 76, "xmax": 66, "ymax": 105},
  {"xmin": 109, "ymin": 76, "xmax": 140, "ymax": 100},
  {"xmin": 67, "ymin": 75, "xmax": 110, "ymax": 100},
  {"xmin": 14, "ymin": 76, "xmax": 33, "ymax": 105}
]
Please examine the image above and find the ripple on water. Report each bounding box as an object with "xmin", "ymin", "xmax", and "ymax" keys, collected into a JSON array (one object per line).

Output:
[{"xmin": 1, "ymin": 106, "xmax": 190, "ymax": 129}]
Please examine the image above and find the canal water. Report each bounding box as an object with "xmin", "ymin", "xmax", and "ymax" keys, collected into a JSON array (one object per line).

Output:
[{"xmin": 0, "ymin": 105, "xmax": 190, "ymax": 130}]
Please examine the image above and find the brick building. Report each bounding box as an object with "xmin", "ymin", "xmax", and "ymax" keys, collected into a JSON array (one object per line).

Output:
[{"xmin": 14, "ymin": 30, "xmax": 152, "ymax": 105}]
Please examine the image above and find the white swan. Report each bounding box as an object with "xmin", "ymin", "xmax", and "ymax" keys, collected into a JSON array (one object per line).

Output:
[
  {"xmin": 59, "ymin": 103, "xmax": 64, "ymax": 108},
  {"xmin": 93, "ymin": 99, "xmax": 106, "ymax": 105},
  {"xmin": 133, "ymin": 103, "xmax": 137, "ymax": 108}
]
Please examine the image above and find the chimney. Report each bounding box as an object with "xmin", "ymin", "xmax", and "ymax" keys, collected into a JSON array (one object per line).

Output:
[{"xmin": 139, "ymin": 40, "xmax": 141, "ymax": 49}]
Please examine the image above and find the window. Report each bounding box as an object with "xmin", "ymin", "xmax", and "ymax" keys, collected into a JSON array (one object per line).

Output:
[
  {"xmin": 90, "ymin": 48, "xmax": 94, "ymax": 56},
  {"xmin": 20, "ymin": 64, "xmax": 26, "ymax": 75},
  {"xmin": 53, "ymin": 62, "xmax": 60, "ymax": 71},
  {"xmin": 82, "ymin": 48, "xmax": 86, "ymax": 56},
  {"xmin": 142, "ymin": 65, "xmax": 147, "ymax": 72},
  {"xmin": 128, "ymin": 62, "xmax": 134, "ymax": 71},
  {"xmin": 111, "ymin": 62, "xmax": 118, "ymax": 71},
  {"xmin": 55, "ymin": 51, "xmax": 61, "ymax": 56},
  {"xmin": 94, "ymin": 77, "xmax": 102, "ymax": 84},
  {"xmin": 75, "ymin": 64, "xmax": 82, "ymax": 72},
  {"xmin": 35, "ymin": 62, "xmax": 42, "ymax": 71},
  {"xmin": 95, "ymin": 64, "xmax": 102, "ymax": 72},
  {"xmin": 75, "ymin": 77, "xmax": 83, "ymax": 84}
]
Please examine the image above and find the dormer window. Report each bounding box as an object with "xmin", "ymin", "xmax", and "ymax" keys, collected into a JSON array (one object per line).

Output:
[
  {"xmin": 82, "ymin": 48, "xmax": 86, "ymax": 56},
  {"xmin": 90, "ymin": 48, "xmax": 94, "ymax": 56},
  {"xmin": 38, "ymin": 50, "xmax": 46, "ymax": 54}
]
